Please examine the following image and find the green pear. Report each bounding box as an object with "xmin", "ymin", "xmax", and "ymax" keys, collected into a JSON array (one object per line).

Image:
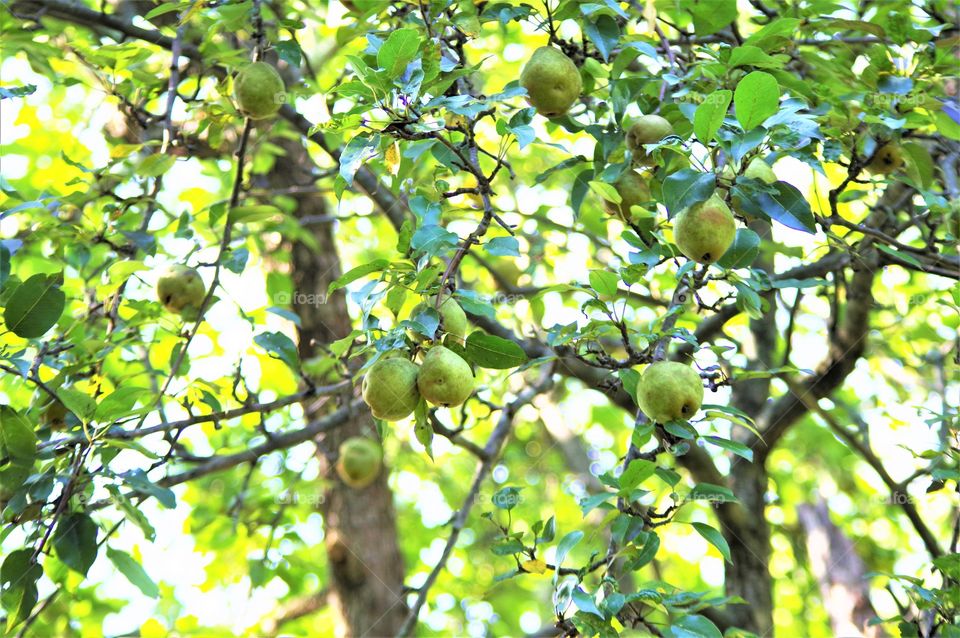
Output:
[
  {"xmin": 673, "ymin": 194, "xmax": 737, "ymax": 264},
  {"xmin": 233, "ymin": 62, "xmax": 285, "ymax": 120},
  {"xmin": 520, "ymin": 46, "xmax": 582, "ymax": 118},
  {"xmin": 361, "ymin": 355, "xmax": 421, "ymax": 421},
  {"xmin": 335, "ymin": 437, "xmax": 383, "ymax": 489},
  {"xmin": 626, "ymin": 115, "xmax": 675, "ymax": 166},
  {"xmin": 417, "ymin": 346, "xmax": 474, "ymax": 408},
  {"xmin": 605, "ymin": 170, "xmax": 651, "ymax": 221},
  {"xmin": 636, "ymin": 361, "xmax": 704, "ymax": 423},
  {"xmin": 866, "ymin": 143, "xmax": 903, "ymax": 175},
  {"xmin": 157, "ymin": 266, "xmax": 206, "ymax": 315},
  {"xmin": 410, "ymin": 295, "xmax": 468, "ymax": 346},
  {"xmin": 743, "ymin": 158, "xmax": 777, "ymax": 184}
]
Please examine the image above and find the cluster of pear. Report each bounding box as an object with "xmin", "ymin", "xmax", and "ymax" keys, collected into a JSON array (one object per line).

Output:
[
  {"xmin": 635, "ymin": 361, "xmax": 704, "ymax": 423},
  {"xmin": 233, "ymin": 61, "xmax": 285, "ymax": 120},
  {"xmin": 603, "ymin": 115, "xmax": 676, "ymax": 231},
  {"xmin": 156, "ymin": 265, "xmax": 206, "ymax": 317},
  {"xmin": 335, "ymin": 436, "xmax": 383, "ymax": 488},
  {"xmin": 361, "ymin": 296, "xmax": 476, "ymax": 421}
]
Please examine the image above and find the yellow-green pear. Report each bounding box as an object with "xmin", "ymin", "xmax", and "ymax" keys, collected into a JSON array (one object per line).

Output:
[
  {"xmin": 520, "ymin": 46, "xmax": 582, "ymax": 118},
  {"xmin": 233, "ymin": 62, "xmax": 285, "ymax": 120},
  {"xmin": 636, "ymin": 361, "xmax": 704, "ymax": 423},
  {"xmin": 361, "ymin": 355, "xmax": 421, "ymax": 421},
  {"xmin": 157, "ymin": 266, "xmax": 206, "ymax": 316},
  {"xmin": 866, "ymin": 143, "xmax": 903, "ymax": 175},
  {"xmin": 626, "ymin": 115, "xmax": 675, "ymax": 166},
  {"xmin": 335, "ymin": 437, "xmax": 383, "ymax": 489},
  {"xmin": 417, "ymin": 346, "xmax": 474, "ymax": 408},
  {"xmin": 410, "ymin": 296, "xmax": 468, "ymax": 346},
  {"xmin": 605, "ymin": 170, "xmax": 651, "ymax": 221},
  {"xmin": 743, "ymin": 158, "xmax": 777, "ymax": 184},
  {"xmin": 673, "ymin": 194, "xmax": 737, "ymax": 264}
]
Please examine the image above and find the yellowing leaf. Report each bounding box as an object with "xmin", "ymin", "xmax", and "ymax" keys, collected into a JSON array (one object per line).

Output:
[{"xmin": 522, "ymin": 559, "xmax": 547, "ymax": 574}]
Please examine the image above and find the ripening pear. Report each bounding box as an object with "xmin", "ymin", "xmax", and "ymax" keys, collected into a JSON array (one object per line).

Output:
[
  {"xmin": 743, "ymin": 158, "xmax": 777, "ymax": 184},
  {"xmin": 361, "ymin": 355, "xmax": 421, "ymax": 421},
  {"xmin": 410, "ymin": 296, "xmax": 468, "ymax": 346},
  {"xmin": 636, "ymin": 361, "xmax": 704, "ymax": 423},
  {"xmin": 233, "ymin": 62, "xmax": 285, "ymax": 120},
  {"xmin": 866, "ymin": 143, "xmax": 903, "ymax": 175},
  {"xmin": 605, "ymin": 170, "xmax": 651, "ymax": 221},
  {"xmin": 626, "ymin": 115, "xmax": 675, "ymax": 166},
  {"xmin": 520, "ymin": 46, "xmax": 582, "ymax": 118},
  {"xmin": 673, "ymin": 194, "xmax": 737, "ymax": 264},
  {"xmin": 335, "ymin": 437, "xmax": 383, "ymax": 489},
  {"xmin": 417, "ymin": 346, "xmax": 474, "ymax": 408},
  {"xmin": 157, "ymin": 266, "xmax": 206, "ymax": 316}
]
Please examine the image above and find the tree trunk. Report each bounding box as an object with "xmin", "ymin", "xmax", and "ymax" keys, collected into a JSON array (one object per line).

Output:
[
  {"xmin": 798, "ymin": 499, "xmax": 887, "ymax": 638},
  {"xmin": 724, "ymin": 218, "xmax": 778, "ymax": 636},
  {"xmin": 270, "ymin": 137, "xmax": 406, "ymax": 637}
]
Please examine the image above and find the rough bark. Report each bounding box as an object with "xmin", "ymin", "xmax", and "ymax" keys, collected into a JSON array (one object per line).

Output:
[
  {"xmin": 271, "ymin": 137, "xmax": 406, "ymax": 637},
  {"xmin": 798, "ymin": 499, "xmax": 887, "ymax": 638}
]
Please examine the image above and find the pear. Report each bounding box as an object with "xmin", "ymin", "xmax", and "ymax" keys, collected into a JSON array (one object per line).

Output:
[
  {"xmin": 361, "ymin": 355, "xmax": 421, "ymax": 421},
  {"xmin": 673, "ymin": 194, "xmax": 736, "ymax": 264},
  {"xmin": 865, "ymin": 143, "xmax": 903, "ymax": 175},
  {"xmin": 157, "ymin": 266, "xmax": 206, "ymax": 316},
  {"xmin": 626, "ymin": 115, "xmax": 675, "ymax": 166},
  {"xmin": 233, "ymin": 62, "xmax": 285, "ymax": 120},
  {"xmin": 636, "ymin": 361, "xmax": 704, "ymax": 423},
  {"xmin": 410, "ymin": 295, "xmax": 468, "ymax": 346},
  {"xmin": 605, "ymin": 170, "xmax": 651, "ymax": 221},
  {"xmin": 520, "ymin": 46, "xmax": 582, "ymax": 118},
  {"xmin": 743, "ymin": 158, "xmax": 777, "ymax": 184},
  {"xmin": 335, "ymin": 437, "xmax": 383, "ymax": 489},
  {"xmin": 417, "ymin": 346, "xmax": 474, "ymax": 408}
]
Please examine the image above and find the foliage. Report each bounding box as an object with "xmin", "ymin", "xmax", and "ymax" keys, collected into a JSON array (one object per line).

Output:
[{"xmin": 0, "ymin": 0, "xmax": 957, "ymax": 636}]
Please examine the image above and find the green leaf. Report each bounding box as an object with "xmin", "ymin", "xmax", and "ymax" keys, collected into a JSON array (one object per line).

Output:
[
  {"xmin": 588, "ymin": 270, "xmax": 619, "ymax": 297},
  {"xmin": 702, "ymin": 436, "xmax": 754, "ymax": 462},
  {"xmin": 492, "ymin": 486, "xmax": 522, "ymax": 510},
  {"xmin": 571, "ymin": 587, "xmax": 604, "ymax": 618},
  {"xmin": 414, "ymin": 397, "xmax": 432, "ymax": 458},
  {"xmin": 107, "ymin": 548, "xmax": 159, "ymax": 598},
  {"xmin": 554, "ymin": 530, "xmax": 583, "ymax": 573},
  {"xmin": 692, "ymin": 522, "xmax": 732, "ymax": 563},
  {"xmin": 734, "ymin": 71, "xmax": 779, "ymax": 130},
  {"xmin": 901, "ymin": 142, "xmax": 934, "ymax": 189},
  {"xmin": 665, "ymin": 613, "xmax": 723, "ymax": 638},
  {"xmin": 0, "ymin": 244, "xmax": 10, "ymax": 288},
  {"xmin": 727, "ymin": 46, "xmax": 783, "ymax": 70},
  {"xmin": 583, "ymin": 14, "xmax": 619, "ymax": 61},
  {"xmin": 0, "ymin": 549, "xmax": 39, "ymax": 631},
  {"xmin": 339, "ymin": 133, "xmax": 380, "ymax": 186},
  {"xmin": 377, "ymin": 28, "xmax": 422, "ymax": 76},
  {"xmin": 120, "ymin": 469, "xmax": 176, "ymax": 508},
  {"xmin": 136, "ymin": 153, "xmax": 176, "ymax": 178},
  {"xmin": 716, "ymin": 228, "xmax": 760, "ymax": 269},
  {"xmin": 53, "ymin": 513, "xmax": 99, "ymax": 576},
  {"xmin": 254, "ymin": 331, "xmax": 300, "ymax": 371},
  {"xmin": 690, "ymin": 0, "xmax": 736, "ymax": 36},
  {"xmin": 484, "ymin": 237, "xmax": 520, "ymax": 257},
  {"xmin": 328, "ymin": 259, "xmax": 388, "ymax": 293},
  {"xmin": 107, "ymin": 486, "xmax": 156, "ymax": 541},
  {"xmin": 95, "ymin": 386, "xmax": 150, "ymax": 422},
  {"xmin": 619, "ymin": 459, "xmax": 656, "ymax": 493},
  {"xmin": 662, "ymin": 169, "xmax": 716, "ymax": 215},
  {"xmin": 0, "ymin": 406, "xmax": 36, "ymax": 462},
  {"xmin": 464, "ymin": 331, "xmax": 527, "ymax": 369},
  {"xmin": 734, "ymin": 182, "xmax": 816, "ymax": 233},
  {"xmin": 3, "ymin": 273, "xmax": 66, "ymax": 338},
  {"xmin": 693, "ymin": 90, "xmax": 732, "ymax": 143},
  {"xmin": 688, "ymin": 483, "xmax": 739, "ymax": 505},
  {"xmin": 228, "ymin": 205, "xmax": 283, "ymax": 225}
]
